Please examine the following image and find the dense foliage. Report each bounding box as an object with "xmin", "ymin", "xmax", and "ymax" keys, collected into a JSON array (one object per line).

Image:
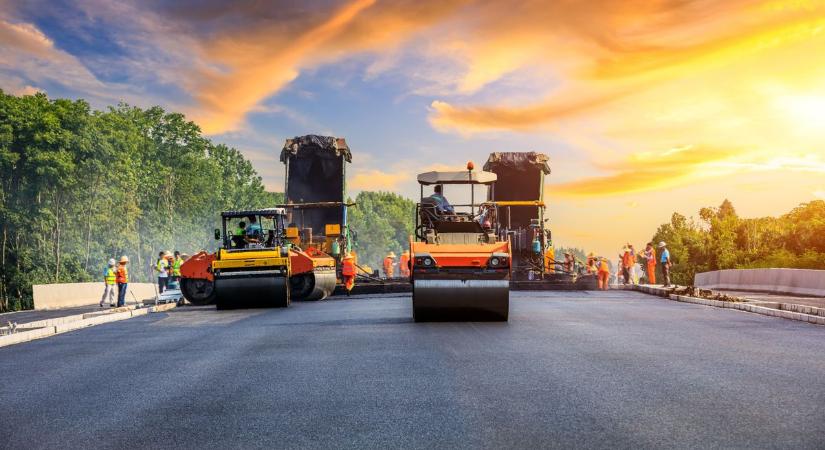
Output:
[
  {"xmin": 650, "ymin": 199, "xmax": 825, "ymax": 285},
  {"xmin": 0, "ymin": 91, "xmax": 281, "ymax": 311},
  {"xmin": 347, "ymin": 191, "xmax": 416, "ymax": 268}
]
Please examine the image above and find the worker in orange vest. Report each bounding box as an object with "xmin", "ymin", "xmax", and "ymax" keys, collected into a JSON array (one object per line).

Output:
[
  {"xmin": 621, "ymin": 247, "xmax": 633, "ymax": 285},
  {"xmin": 116, "ymin": 255, "xmax": 129, "ymax": 307},
  {"xmin": 383, "ymin": 251, "xmax": 396, "ymax": 278},
  {"xmin": 341, "ymin": 253, "xmax": 356, "ymax": 296},
  {"xmin": 597, "ymin": 257, "xmax": 610, "ymax": 290},
  {"xmin": 644, "ymin": 242, "xmax": 656, "ymax": 284},
  {"xmin": 399, "ymin": 250, "xmax": 410, "ymax": 278}
]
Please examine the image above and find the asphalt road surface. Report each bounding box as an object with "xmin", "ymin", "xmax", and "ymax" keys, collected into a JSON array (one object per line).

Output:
[{"xmin": 1, "ymin": 291, "xmax": 823, "ymax": 449}]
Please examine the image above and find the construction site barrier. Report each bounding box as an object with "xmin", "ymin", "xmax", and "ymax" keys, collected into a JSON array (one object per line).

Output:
[
  {"xmin": 694, "ymin": 268, "xmax": 825, "ymax": 297},
  {"xmin": 32, "ymin": 283, "xmax": 158, "ymax": 310}
]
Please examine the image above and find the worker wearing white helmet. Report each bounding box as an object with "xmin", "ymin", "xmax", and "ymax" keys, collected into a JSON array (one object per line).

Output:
[{"xmin": 99, "ymin": 258, "xmax": 118, "ymax": 307}]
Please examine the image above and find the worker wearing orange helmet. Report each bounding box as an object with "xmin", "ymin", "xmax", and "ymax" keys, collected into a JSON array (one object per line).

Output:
[
  {"xmin": 399, "ymin": 250, "xmax": 411, "ymax": 278},
  {"xmin": 341, "ymin": 253, "xmax": 356, "ymax": 296},
  {"xmin": 383, "ymin": 251, "xmax": 396, "ymax": 278}
]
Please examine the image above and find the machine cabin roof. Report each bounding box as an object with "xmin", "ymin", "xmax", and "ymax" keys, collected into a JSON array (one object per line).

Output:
[
  {"xmin": 417, "ymin": 170, "xmax": 497, "ymax": 185},
  {"xmin": 221, "ymin": 208, "xmax": 286, "ymax": 219}
]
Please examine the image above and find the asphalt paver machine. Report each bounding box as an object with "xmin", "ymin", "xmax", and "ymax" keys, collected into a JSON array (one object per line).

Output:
[{"xmin": 410, "ymin": 163, "xmax": 511, "ymax": 321}]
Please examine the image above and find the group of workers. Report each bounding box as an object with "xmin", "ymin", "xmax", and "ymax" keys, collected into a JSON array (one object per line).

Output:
[
  {"xmin": 233, "ymin": 216, "xmax": 273, "ymax": 248},
  {"xmin": 99, "ymin": 250, "xmax": 188, "ymax": 308},
  {"xmin": 153, "ymin": 250, "xmax": 187, "ymax": 294},
  {"xmin": 581, "ymin": 241, "xmax": 673, "ymax": 290},
  {"xmin": 382, "ymin": 250, "xmax": 411, "ymax": 279},
  {"xmin": 99, "ymin": 256, "xmax": 131, "ymax": 307}
]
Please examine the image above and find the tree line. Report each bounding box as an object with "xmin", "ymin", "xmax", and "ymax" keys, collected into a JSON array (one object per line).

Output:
[
  {"xmin": 649, "ymin": 199, "xmax": 825, "ymax": 285},
  {"xmin": 0, "ymin": 91, "xmax": 280, "ymax": 311}
]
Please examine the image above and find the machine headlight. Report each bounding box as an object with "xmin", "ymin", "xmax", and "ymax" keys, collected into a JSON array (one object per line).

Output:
[
  {"xmin": 490, "ymin": 257, "xmax": 500, "ymax": 266},
  {"xmin": 423, "ymin": 258, "xmax": 433, "ymax": 266}
]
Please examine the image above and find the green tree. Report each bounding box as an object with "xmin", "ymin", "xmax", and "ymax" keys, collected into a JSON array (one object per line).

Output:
[{"xmin": 347, "ymin": 191, "xmax": 415, "ymax": 268}]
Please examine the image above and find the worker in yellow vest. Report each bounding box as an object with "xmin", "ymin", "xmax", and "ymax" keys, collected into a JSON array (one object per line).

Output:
[
  {"xmin": 99, "ymin": 258, "xmax": 117, "ymax": 307},
  {"xmin": 172, "ymin": 251, "xmax": 183, "ymax": 282},
  {"xmin": 116, "ymin": 256, "xmax": 129, "ymax": 307}
]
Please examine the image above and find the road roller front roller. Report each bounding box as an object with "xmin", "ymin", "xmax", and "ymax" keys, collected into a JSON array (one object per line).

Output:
[{"xmin": 410, "ymin": 163, "xmax": 511, "ymax": 322}]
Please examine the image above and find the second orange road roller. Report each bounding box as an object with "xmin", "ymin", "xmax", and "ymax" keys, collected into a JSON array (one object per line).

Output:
[{"xmin": 410, "ymin": 162, "xmax": 511, "ymax": 321}]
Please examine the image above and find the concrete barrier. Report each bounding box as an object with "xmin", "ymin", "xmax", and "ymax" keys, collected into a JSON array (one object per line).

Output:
[
  {"xmin": 695, "ymin": 269, "xmax": 825, "ymax": 297},
  {"xmin": 33, "ymin": 282, "xmax": 158, "ymax": 310}
]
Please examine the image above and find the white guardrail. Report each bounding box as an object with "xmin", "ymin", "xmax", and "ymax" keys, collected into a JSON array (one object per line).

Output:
[{"xmin": 694, "ymin": 268, "xmax": 825, "ymax": 297}]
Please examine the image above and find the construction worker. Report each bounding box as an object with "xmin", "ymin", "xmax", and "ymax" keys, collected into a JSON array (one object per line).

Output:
[
  {"xmin": 171, "ymin": 251, "xmax": 183, "ymax": 283},
  {"xmin": 155, "ymin": 251, "xmax": 169, "ymax": 294},
  {"xmin": 659, "ymin": 241, "xmax": 672, "ymax": 287},
  {"xmin": 399, "ymin": 250, "xmax": 411, "ymax": 278},
  {"xmin": 341, "ymin": 252, "xmax": 356, "ymax": 296},
  {"xmin": 628, "ymin": 244, "xmax": 638, "ymax": 284},
  {"xmin": 100, "ymin": 258, "xmax": 117, "ymax": 307},
  {"xmin": 621, "ymin": 247, "xmax": 633, "ymax": 285},
  {"xmin": 597, "ymin": 257, "xmax": 610, "ymax": 290},
  {"xmin": 544, "ymin": 245, "xmax": 555, "ymax": 274},
  {"xmin": 116, "ymin": 256, "xmax": 129, "ymax": 307},
  {"xmin": 233, "ymin": 221, "xmax": 247, "ymax": 248},
  {"xmin": 563, "ymin": 252, "xmax": 574, "ymax": 273},
  {"xmin": 644, "ymin": 242, "xmax": 656, "ymax": 285},
  {"xmin": 428, "ymin": 185, "xmax": 454, "ymax": 215},
  {"xmin": 585, "ymin": 252, "xmax": 596, "ymax": 274},
  {"xmin": 383, "ymin": 251, "xmax": 396, "ymax": 278},
  {"xmin": 246, "ymin": 215, "xmax": 262, "ymax": 240}
]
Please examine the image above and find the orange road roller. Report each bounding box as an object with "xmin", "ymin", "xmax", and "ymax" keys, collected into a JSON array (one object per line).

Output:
[{"xmin": 410, "ymin": 163, "xmax": 511, "ymax": 321}]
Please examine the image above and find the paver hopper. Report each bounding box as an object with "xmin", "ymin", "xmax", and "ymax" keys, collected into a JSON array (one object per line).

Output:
[
  {"xmin": 410, "ymin": 163, "xmax": 511, "ymax": 321},
  {"xmin": 280, "ymin": 135, "xmax": 352, "ymax": 298}
]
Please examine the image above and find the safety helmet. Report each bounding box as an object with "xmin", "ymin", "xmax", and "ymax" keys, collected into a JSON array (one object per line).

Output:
[
  {"xmin": 343, "ymin": 252, "xmax": 354, "ymax": 260},
  {"xmin": 119, "ymin": 255, "xmax": 129, "ymax": 263},
  {"xmin": 164, "ymin": 250, "xmax": 172, "ymax": 257},
  {"xmin": 388, "ymin": 251, "xmax": 396, "ymax": 258},
  {"xmin": 658, "ymin": 241, "xmax": 667, "ymax": 248},
  {"xmin": 108, "ymin": 258, "xmax": 116, "ymax": 266}
]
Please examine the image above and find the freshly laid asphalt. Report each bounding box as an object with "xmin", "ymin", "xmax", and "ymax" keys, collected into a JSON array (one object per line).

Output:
[{"xmin": 1, "ymin": 290, "xmax": 823, "ymax": 449}]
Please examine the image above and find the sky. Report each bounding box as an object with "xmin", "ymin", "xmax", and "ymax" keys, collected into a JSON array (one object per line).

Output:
[{"xmin": 2, "ymin": 0, "xmax": 825, "ymax": 258}]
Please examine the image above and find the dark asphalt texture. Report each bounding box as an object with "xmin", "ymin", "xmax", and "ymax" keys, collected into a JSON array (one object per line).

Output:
[{"xmin": 1, "ymin": 290, "xmax": 823, "ymax": 449}]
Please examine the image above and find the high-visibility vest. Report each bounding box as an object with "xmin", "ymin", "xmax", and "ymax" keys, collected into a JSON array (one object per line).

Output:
[
  {"xmin": 172, "ymin": 258, "xmax": 183, "ymax": 276},
  {"xmin": 399, "ymin": 254, "xmax": 410, "ymax": 275},
  {"xmin": 104, "ymin": 267, "xmax": 116, "ymax": 285},
  {"xmin": 116, "ymin": 265, "xmax": 129, "ymax": 283},
  {"xmin": 156, "ymin": 258, "xmax": 168, "ymax": 275},
  {"xmin": 383, "ymin": 257, "xmax": 394, "ymax": 276},
  {"xmin": 342, "ymin": 259, "xmax": 356, "ymax": 277},
  {"xmin": 598, "ymin": 261, "xmax": 610, "ymax": 274}
]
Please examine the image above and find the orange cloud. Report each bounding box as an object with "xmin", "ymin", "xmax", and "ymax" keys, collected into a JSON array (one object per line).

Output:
[{"xmin": 551, "ymin": 147, "xmax": 825, "ymax": 198}]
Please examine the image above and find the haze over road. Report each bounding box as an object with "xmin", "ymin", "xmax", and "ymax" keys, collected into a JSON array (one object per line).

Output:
[{"xmin": 1, "ymin": 291, "xmax": 823, "ymax": 448}]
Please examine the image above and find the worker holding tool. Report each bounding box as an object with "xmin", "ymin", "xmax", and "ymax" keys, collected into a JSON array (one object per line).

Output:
[
  {"xmin": 342, "ymin": 252, "xmax": 356, "ymax": 296},
  {"xmin": 116, "ymin": 256, "xmax": 129, "ymax": 307},
  {"xmin": 644, "ymin": 242, "xmax": 656, "ymax": 284},
  {"xmin": 100, "ymin": 258, "xmax": 117, "ymax": 307},
  {"xmin": 399, "ymin": 250, "xmax": 411, "ymax": 278},
  {"xmin": 597, "ymin": 257, "xmax": 610, "ymax": 290},
  {"xmin": 383, "ymin": 251, "xmax": 396, "ymax": 278}
]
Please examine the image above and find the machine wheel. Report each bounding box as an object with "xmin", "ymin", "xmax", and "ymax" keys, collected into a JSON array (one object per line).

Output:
[{"xmin": 180, "ymin": 278, "xmax": 216, "ymax": 305}]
